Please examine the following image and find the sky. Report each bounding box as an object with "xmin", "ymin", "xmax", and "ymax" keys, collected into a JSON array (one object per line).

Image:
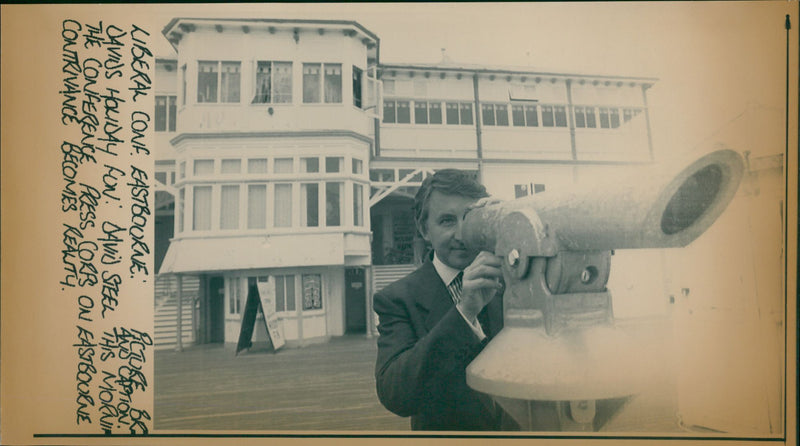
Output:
[{"xmin": 151, "ymin": 2, "xmax": 796, "ymax": 161}]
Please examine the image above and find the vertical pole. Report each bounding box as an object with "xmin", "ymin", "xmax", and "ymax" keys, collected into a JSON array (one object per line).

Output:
[
  {"xmin": 641, "ymin": 84, "xmax": 655, "ymax": 161},
  {"xmin": 473, "ymin": 73, "xmax": 484, "ymax": 183},
  {"xmin": 566, "ymin": 79, "xmax": 577, "ymax": 161},
  {"xmin": 176, "ymin": 274, "xmax": 183, "ymax": 352},
  {"xmin": 365, "ymin": 266, "xmax": 374, "ymax": 338}
]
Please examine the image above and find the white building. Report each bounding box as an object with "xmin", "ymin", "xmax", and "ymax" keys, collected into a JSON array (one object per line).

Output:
[{"xmin": 153, "ymin": 17, "xmax": 658, "ymax": 350}]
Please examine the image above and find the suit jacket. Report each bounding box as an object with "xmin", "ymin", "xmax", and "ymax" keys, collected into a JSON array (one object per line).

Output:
[{"xmin": 373, "ymin": 260, "xmax": 511, "ymax": 431}]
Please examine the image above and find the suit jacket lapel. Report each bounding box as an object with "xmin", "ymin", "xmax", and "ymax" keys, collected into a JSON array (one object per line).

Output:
[{"xmin": 413, "ymin": 261, "xmax": 454, "ymax": 332}]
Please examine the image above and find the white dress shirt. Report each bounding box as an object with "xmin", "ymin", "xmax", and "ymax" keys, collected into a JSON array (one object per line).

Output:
[{"xmin": 432, "ymin": 252, "xmax": 487, "ymax": 341}]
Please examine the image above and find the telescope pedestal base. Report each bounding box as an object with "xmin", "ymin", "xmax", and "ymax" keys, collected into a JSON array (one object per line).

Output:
[{"xmin": 494, "ymin": 396, "xmax": 631, "ymax": 431}]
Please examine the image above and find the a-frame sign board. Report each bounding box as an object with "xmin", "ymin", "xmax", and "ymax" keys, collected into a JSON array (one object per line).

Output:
[{"xmin": 235, "ymin": 277, "xmax": 285, "ymax": 355}]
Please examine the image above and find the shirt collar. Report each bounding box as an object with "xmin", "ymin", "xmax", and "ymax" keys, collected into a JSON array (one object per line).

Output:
[{"xmin": 432, "ymin": 252, "xmax": 461, "ymax": 286}]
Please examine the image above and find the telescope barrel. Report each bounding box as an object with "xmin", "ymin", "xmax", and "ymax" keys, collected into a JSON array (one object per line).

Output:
[{"xmin": 463, "ymin": 149, "xmax": 744, "ymax": 254}]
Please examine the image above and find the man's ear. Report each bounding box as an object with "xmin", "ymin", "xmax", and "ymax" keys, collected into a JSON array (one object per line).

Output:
[{"xmin": 416, "ymin": 219, "xmax": 430, "ymax": 242}]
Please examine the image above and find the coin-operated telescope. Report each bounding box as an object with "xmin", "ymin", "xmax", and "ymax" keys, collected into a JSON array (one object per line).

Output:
[{"xmin": 462, "ymin": 149, "xmax": 745, "ymax": 431}]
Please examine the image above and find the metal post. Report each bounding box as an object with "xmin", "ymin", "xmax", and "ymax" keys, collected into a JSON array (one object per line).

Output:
[
  {"xmin": 176, "ymin": 274, "xmax": 183, "ymax": 352},
  {"xmin": 365, "ymin": 266, "xmax": 374, "ymax": 338}
]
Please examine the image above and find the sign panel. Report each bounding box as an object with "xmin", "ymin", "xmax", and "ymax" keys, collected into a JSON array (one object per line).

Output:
[{"xmin": 256, "ymin": 277, "xmax": 285, "ymax": 350}]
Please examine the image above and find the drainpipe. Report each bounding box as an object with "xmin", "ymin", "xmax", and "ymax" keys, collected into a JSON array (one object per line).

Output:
[
  {"xmin": 641, "ymin": 84, "xmax": 655, "ymax": 161},
  {"xmin": 565, "ymin": 79, "xmax": 579, "ymax": 182},
  {"xmin": 473, "ymin": 73, "xmax": 484, "ymax": 183}
]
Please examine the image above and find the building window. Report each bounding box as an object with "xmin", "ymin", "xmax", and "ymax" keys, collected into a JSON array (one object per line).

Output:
[
  {"xmin": 274, "ymin": 158, "xmax": 294, "ymax": 174},
  {"xmin": 254, "ymin": 61, "xmax": 292, "ymax": 104},
  {"xmin": 446, "ymin": 102, "xmax": 473, "ymax": 125},
  {"xmin": 155, "ymin": 95, "xmax": 177, "ymax": 132},
  {"xmin": 248, "ymin": 158, "xmax": 268, "ymax": 174},
  {"xmin": 274, "ymin": 184, "xmax": 292, "ymax": 228},
  {"xmin": 180, "ymin": 64, "xmax": 187, "ymax": 106},
  {"xmin": 326, "ymin": 182, "xmax": 342, "ymax": 227},
  {"xmin": 574, "ymin": 106, "xmax": 595, "ymax": 128},
  {"xmin": 383, "ymin": 100, "xmax": 411, "ymax": 124},
  {"xmin": 352, "ymin": 159, "xmax": 363, "ymax": 175},
  {"xmin": 301, "ymin": 157, "xmax": 320, "ymax": 173},
  {"xmin": 302, "ymin": 274, "xmax": 323, "ymax": 310},
  {"xmin": 228, "ymin": 277, "xmax": 242, "ymax": 316},
  {"xmin": 554, "ymin": 106, "xmax": 568, "ymax": 127},
  {"xmin": 541, "ymin": 105, "xmax": 555, "ymax": 127},
  {"xmin": 481, "ymin": 104, "xmax": 495, "ymax": 126},
  {"xmin": 274, "ymin": 275, "xmax": 296, "ymax": 312},
  {"xmin": 511, "ymin": 104, "xmax": 539, "ymax": 127},
  {"xmin": 220, "ymin": 185, "xmax": 240, "ymax": 230},
  {"xmin": 197, "ymin": 61, "xmax": 241, "ymax": 103},
  {"xmin": 247, "ymin": 184, "xmax": 267, "ymax": 229},
  {"xmin": 353, "ymin": 183, "xmax": 364, "ymax": 227},
  {"xmin": 428, "ymin": 102, "xmax": 442, "ymax": 124},
  {"xmin": 194, "ymin": 159, "xmax": 214, "ymax": 176},
  {"xmin": 353, "ymin": 66, "xmax": 363, "ymax": 108},
  {"xmin": 414, "ymin": 101, "xmax": 429, "ymax": 124},
  {"xmin": 482, "ymin": 103, "xmax": 508, "ymax": 126},
  {"xmin": 609, "ymin": 108, "xmax": 620, "ymax": 128},
  {"xmin": 326, "ymin": 157, "xmax": 342, "ymax": 173},
  {"xmin": 221, "ymin": 159, "xmax": 241, "ymax": 174},
  {"xmin": 177, "ymin": 188, "xmax": 185, "ymax": 233},
  {"xmin": 623, "ymin": 108, "xmax": 642, "ymax": 123},
  {"xmin": 303, "ymin": 63, "xmax": 342, "ymax": 103},
  {"xmin": 179, "ymin": 161, "xmax": 186, "ymax": 179},
  {"xmin": 193, "ymin": 186, "xmax": 212, "ymax": 231},
  {"xmin": 514, "ymin": 183, "xmax": 546, "ymax": 198},
  {"xmin": 301, "ymin": 183, "xmax": 319, "ymax": 227}
]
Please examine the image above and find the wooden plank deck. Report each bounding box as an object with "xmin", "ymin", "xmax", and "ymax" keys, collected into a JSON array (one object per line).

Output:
[{"xmin": 154, "ymin": 335, "xmax": 410, "ymax": 431}]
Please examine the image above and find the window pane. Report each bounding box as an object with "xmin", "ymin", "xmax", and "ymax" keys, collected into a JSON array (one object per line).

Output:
[
  {"xmin": 247, "ymin": 158, "xmax": 268, "ymax": 174},
  {"xmin": 325, "ymin": 157, "xmax": 342, "ymax": 173},
  {"xmin": 301, "ymin": 183, "xmax": 319, "ymax": 227},
  {"xmin": 194, "ymin": 159, "xmax": 214, "ymax": 175},
  {"xmin": 220, "ymin": 62, "xmax": 241, "ymax": 103},
  {"xmin": 542, "ymin": 105, "xmax": 555, "ymax": 127},
  {"xmin": 192, "ymin": 186, "xmax": 212, "ymax": 230},
  {"xmin": 303, "ymin": 63, "xmax": 321, "ymax": 103},
  {"xmin": 610, "ymin": 109, "xmax": 620, "ymax": 128},
  {"xmin": 197, "ymin": 61, "xmax": 218, "ymax": 103},
  {"xmin": 460, "ymin": 103, "xmax": 473, "ymax": 125},
  {"xmin": 274, "ymin": 158, "xmax": 293, "ymax": 173},
  {"xmin": 446, "ymin": 102, "xmax": 459, "ymax": 124},
  {"xmin": 178, "ymin": 188, "xmax": 185, "ymax": 232},
  {"xmin": 221, "ymin": 159, "xmax": 241, "ymax": 174},
  {"xmin": 275, "ymin": 276, "xmax": 285, "ymax": 312},
  {"xmin": 302, "ymin": 274, "xmax": 322, "ymax": 310},
  {"xmin": 155, "ymin": 96, "xmax": 167, "ymax": 131},
  {"xmin": 301, "ymin": 157, "xmax": 319, "ymax": 173},
  {"xmin": 254, "ymin": 61, "xmax": 272, "ymax": 103},
  {"xmin": 512, "ymin": 105, "xmax": 525, "ymax": 127},
  {"xmin": 181, "ymin": 65, "xmax": 187, "ymax": 106},
  {"xmin": 414, "ymin": 101, "xmax": 428, "ymax": 124},
  {"xmin": 353, "ymin": 66, "xmax": 363, "ymax": 108},
  {"xmin": 429, "ymin": 102, "xmax": 442, "ymax": 124},
  {"xmin": 353, "ymin": 183, "xmax": 364, "ymax": 226},
  {"xmin": 383, "ymin": 100, "xmax": 396, "ymax": 123},
  {"xmin": 574, "ymin": 106, "xmax": 586, "ymax": 128},
  {"xmin": 352, "ymin": 158, "xmax": 363, "ymax": 174},
  {"xmin": 599, "ymin": 108, "xmax": 610, "ymax": 128},
  {"xmin": 495, "ymin": 104, "xmax": 509, "ymax": 126},
  {"xmin": 274, "ymin": 184, "xmax": 292, "ymax": 227},
  {"xmin": 324, "ymin": 64, "xmax": 342, "ymax": 103},
  {"xmin": 168, "ymin": 96, "xmax": 177, "ymax": 131},
  {"xmin": 586, "ymin": 107, "xmax": 597, "ymax": 128},
  {"xmin": 326, "ymin": 182, "xmax": 342, "ymax": 227},
  {"xmin": 554, "ymin": 106, "xmax": 567, "ymax": 127},
  {"xmin": 247, "ymin": 184, "xmax": 267, "ymax": 229},
  {"xmin": 274, "ymin": 62, "xmax": 292, "ymax": 103},
  {"xmin": 396, "ymin": 101, "xmax": 410, "ymax": 123},
  {"xmin": 179, "ymin": 161, "xmax": 186, "ymax": 178},
  {"xmin": 525, "ymin": 105, "xmax": 538, "ymax": 127},
  {"xmin": 220, "ymin": 185, "xmax": 239, "ymax": 230},
  {"xmin": 482, "ymin": 104, "xmax": 495, "ymax": 126},
  {"xmin": 286, "ymin": 275, "xmax": 296, "ymax": 311}
]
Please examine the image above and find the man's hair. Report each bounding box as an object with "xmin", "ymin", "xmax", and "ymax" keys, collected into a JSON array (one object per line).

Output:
[{"xmin": 413, "ymin": 169, "xmax": 488, "ymax": 229}]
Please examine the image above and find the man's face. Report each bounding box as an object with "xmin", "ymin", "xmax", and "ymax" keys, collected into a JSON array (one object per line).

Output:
[{"xmin": 419, "ymin": 190, "xmax": 480, "ymax": 270}]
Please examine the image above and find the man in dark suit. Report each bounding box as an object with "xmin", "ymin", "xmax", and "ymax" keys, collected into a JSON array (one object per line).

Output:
[{"xmin": 373, "ymin": 169, "xmax": 516, "ymax": 431}]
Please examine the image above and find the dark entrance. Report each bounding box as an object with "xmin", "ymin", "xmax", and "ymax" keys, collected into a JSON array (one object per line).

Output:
[
  {"xmin": 345, "ymin": 268, "xmax": 367, "ymax": 333},
  {"xmin": 207, "ymin": 276, "xmax": 225, "ymax": 343}
]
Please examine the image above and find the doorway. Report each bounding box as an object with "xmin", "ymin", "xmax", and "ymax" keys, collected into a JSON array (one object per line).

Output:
[
  {"xmin": 345, "ymin": 268, "xmax": 367, "ymax": 333},
  {"xmin": 207, "ymin": 276, "xmax": 225, "ymax": 343}
]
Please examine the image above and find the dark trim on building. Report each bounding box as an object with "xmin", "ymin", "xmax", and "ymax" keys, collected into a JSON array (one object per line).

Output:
[
  {"xmin": 372, "ymin": 156, "xmax": 652, "ymax": 166},
  {"xmin": 170, "ymin": 130, "xmax": 374, "ymax": 146}
]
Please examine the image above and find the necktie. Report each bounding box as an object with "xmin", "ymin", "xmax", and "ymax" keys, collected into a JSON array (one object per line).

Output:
[{"xmin": 447, "ymin": 271, "xmax": 463, "ymax": 304}]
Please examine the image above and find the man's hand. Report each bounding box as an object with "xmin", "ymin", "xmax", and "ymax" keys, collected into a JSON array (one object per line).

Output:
[{"xmin": 456, "ymin": 251, "xmax": 504, "ymax": 322}]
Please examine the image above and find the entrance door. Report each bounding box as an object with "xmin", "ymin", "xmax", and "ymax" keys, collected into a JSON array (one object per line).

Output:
[
  {"xmin": 345, "ymin": 268, "xmax": 367, "ymax": 333},
  {"xmin": 208, "ymin": 276, "xmax": 225, "ymax": 343}
]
